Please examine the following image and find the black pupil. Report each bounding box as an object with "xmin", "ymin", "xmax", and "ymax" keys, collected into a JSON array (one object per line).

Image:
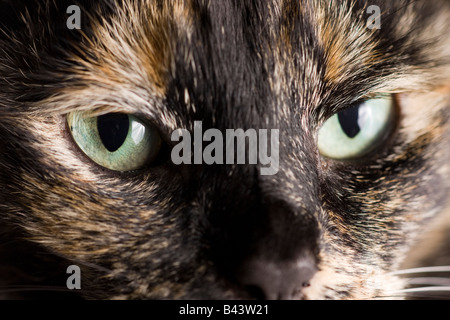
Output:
[
  {"xmin": 97, "ymin": 114, "xmax": 130, "ymax": 152},
  {"xmin": 338, "ymin": 106, "xmax": 361, "ymax": 138}
]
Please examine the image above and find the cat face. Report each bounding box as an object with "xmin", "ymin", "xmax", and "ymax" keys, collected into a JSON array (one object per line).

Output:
[{"xmin": 0, "ymin": 0, "xmax": 449, "ymax": 299}]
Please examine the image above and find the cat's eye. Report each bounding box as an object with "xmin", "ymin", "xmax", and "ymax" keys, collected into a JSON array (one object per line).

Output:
[
  {"xmin": 67, "ymin": 112, "xmax": 162, "ymax": 172},
  {"xmin": 317, "ymin": 96, "xmax": 395, "ymax": 160}
]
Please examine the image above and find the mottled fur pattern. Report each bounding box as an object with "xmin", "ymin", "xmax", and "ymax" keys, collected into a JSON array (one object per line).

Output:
[{"xmin": 0, "ymin": 0, "xmax": 449, "ymax": 299}]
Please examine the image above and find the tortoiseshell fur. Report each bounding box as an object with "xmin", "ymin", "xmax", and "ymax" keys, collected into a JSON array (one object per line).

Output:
[{"xmin": 0, "ymin": 0, "xmax": 449, "ymax": 299}]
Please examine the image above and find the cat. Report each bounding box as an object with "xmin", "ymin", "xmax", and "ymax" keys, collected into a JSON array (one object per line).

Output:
[{"xmin": 0, "ymin": 0, "xmax": 449, "ymax": 300}]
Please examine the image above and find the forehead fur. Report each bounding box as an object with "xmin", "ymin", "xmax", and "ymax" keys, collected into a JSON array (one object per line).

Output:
[
  {"xmin": 1, "ymin": 0, "xmax": 449, "ymax": 121},
  {"xmin": 76, "ymin": 0, "xmax": 192, "ymax": 97}
]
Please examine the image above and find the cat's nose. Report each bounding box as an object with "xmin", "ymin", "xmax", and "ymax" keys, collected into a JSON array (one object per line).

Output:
[{"xmin": 236, "ymin": 256, "xmax": 316, "ymax": 300}]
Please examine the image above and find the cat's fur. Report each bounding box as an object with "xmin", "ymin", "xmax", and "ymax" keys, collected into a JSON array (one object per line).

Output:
[{"xmin": 0, "ymin": 0, "xmax": 449, "ymax": 299}]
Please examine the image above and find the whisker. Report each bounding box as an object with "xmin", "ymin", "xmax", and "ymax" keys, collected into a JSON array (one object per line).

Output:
[
  {"xmin": 72, "ymin": 259, "xmax": 112, "ymax": 274},
  {"xmin": 390, "ymin": 266, "xmax": 450, "ymax": 276},
  {"xmin": 378, "ymin": 293, "xmax": 450, "ymax": 300},
  {"xmin": 404, "ymin": 277, "xmax": 450, "ymax": 286},
  {"xmin": 390, "ymin": 286, "xmax": 450, "ymax": 294},
  {"xmin": 42, "ymin": 250, "xmax": 113, "ymax": 275},
  {"xmin": 377, "ymin": 286, "xmax": 450, "ymax": 300}
]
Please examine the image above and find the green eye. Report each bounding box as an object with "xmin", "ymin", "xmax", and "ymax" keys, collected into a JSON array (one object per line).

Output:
[
  {"xmin": 317, "ymin": 97, "xmax": 395, "ymax": 160},
  {"xmin": 67, "ymin": 112, "xmax": 162, "ymax": 171}
]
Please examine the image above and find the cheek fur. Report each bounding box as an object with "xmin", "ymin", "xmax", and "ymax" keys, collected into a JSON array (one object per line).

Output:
[{"xmin": 0, "ymin": 0, "xmax": 449, "ymax": 300}]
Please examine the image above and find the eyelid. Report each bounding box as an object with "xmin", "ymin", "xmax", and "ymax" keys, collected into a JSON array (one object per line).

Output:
[
  {"xmin": 318, "ymin": 93, "xmax": 393, "ymax": 125},
  {"xmin": 69, "ymin": 108, "xmax": 173, "ymax": 142}
]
